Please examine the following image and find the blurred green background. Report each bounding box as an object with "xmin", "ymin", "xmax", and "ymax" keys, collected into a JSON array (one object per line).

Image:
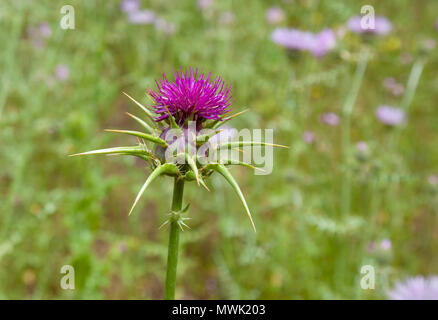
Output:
[{"xmin": 1, "ymin": 0, "xmax": 437, "ymax": 299}]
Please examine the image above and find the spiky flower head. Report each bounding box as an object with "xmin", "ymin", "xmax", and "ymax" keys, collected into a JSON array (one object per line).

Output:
[
  {"xmin": 71, "ymin": 68, "xmax": 287, "ymax": 232},
  {"xmin": 149, "ymin": 68, "xmax": 232, "ymax": 125}
]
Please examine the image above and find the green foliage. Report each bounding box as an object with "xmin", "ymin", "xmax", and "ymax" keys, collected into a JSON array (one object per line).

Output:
[{"xmin": 1, "ymin": 0, "xmax": 438, "ymax": 299}]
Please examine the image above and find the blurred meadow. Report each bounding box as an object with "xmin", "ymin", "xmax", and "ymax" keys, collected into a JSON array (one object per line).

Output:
[{"xmin": 1, "ymin": 0, "xmax": 438, "ymax": 299}]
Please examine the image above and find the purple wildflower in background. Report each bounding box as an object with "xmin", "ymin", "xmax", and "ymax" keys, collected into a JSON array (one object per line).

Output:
[
  {"xmin": 271, "ymin": 28, "xmax": 336, "ymax": 58},
  {"xmin": 312, "ymin": 29, "xmax": 336, "ymax": 57},
  {"xmin": 376, "ymin": 105, "xmax": 405, "ymax": 126},
  {"xmin": 154, "ymin": 18, "xmax": 176, "ymax": 35},
  {"xmin": 320, "ymin": 112, "xmax": 340, "ymax": 126},
  {"xmin": 149, "ymin": 68, "xmax": 232, "ymax": 123},
  {"xmin": 356, "ymin": 141, "xmax": 368, "ymax": 153},
  {"xmin": 198, "ymin": 0, "xmax": 213, "ymax": 9},
  {"xmin": 266, "ymin": 7, "xmax": 285, "ymax": 25},
  {"xmin": 435, "ymin": 20, "xmax": 438, "ymax": 31},
  {"xmin": 347, "ymin": 15, "xmax": 392, "ymax": 35},
  {"xmin": 128, "ymin": 10, "xmax": 155, "ymax": 25},
  {"xmin": 383, "ymin": 77, "xmax": 405, "ymax": 97},
  {"xmin": 28, "ymin": 22, "xmax": 52, "ymax": 48},
  {"xmin": 55, "ymin": 64, "xmax": 69, "ymax": 81},
  {"xmin": 38, "ymin": 22, "xmax": 52, "ymax": 38},
  {"xmin": 302, "ymin": 131, "xmax": 315, "ymax": 144},
  {"xmin": 388, "ymin": 276, "xmax": 438, "ymax": 300},
  {"xmin": 428, "ymin": 175, "xmax": 438, "ymax": 186},
  {"xmin": 219, "ymin": 11, "xmax": 235, "ymax": 25},
  {"xmin": 366, "ymin": 241, "xmax": 376, "ymax": 253},
  {"xmin": 120, "ymin": 0, "xmax": 140, "ymax": 13},
  {"xmin": 380, "ymin": 238, "xmax": 392, "ymax": 251}
]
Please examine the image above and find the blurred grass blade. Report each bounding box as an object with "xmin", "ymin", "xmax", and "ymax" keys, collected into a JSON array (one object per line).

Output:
[
  {"xmin": 208, "ymin": 164, "xmax": 256, "ymax": 232},
  {"xmin": 105, "ymin": 129, "xmax": 167, "ymax": 147},
  {"xmin": 123, "ymin": 92, "xmax": 156, "ymax": 122},
  {"xmin": 125, "ymin": 112, "xmax": 154, "ymax": 134},
  {"xmin": 129, "ymin": 164, "xmax": 178, "ymax": 216}
]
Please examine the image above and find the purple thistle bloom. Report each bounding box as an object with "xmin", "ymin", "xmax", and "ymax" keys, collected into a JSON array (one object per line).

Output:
[
  {"xmin": 149, "ymin": 68, "xmax": 232, "ymax": 123},
  {"xmin": 128, "ymin": 10, "xmax": 155, "ymax": 25},
  {"xmin": 388, "ymin": 276, "xmax": 438, "ymax": 300},
  {"xmin": 347, "ymin": 15, "xmax": 392, "ymax": 35},
  {"xmin": 271, "ymin": 27, "xmax": 336, "ymax": 58},
  {"xmin": 320, "ymin": 112, "xmax": 340, "ymax": 126},
  {"xmin": 266, "ymin": 7, "xmax": 285, "ymax": 25},
  {"xmin": 376, "ymin": 105, "xmax": 405, "ymax": 126},
  {"xmin": 120, "ymin": 0, "xmax": 140, "ymax": 13}
]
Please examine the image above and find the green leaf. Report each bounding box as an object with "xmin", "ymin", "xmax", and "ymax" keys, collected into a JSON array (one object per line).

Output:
[
  {"xmin": 105, "ymin": 129, "xmax": 167, "ymax": 147},
  {"xmin": 207, "ymin": 164, "xmax": 256, "ymax": 232},
  {"xmin": 129, "ymin": 163, "xmax": 178, "ymax": 216},
  {"xmin": 125, "ymin": 112, "xmax": 154, "ymax": 135},
  {"xmin": 123, "ymin": 92, "xmax": 156, "ymax": 122}
]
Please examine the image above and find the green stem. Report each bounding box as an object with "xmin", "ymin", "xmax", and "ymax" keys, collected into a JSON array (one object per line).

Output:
[
  {"xmin": 165, "ymin": 177, "xmax": 184, "ymax": 300},
  {"xmin": 340, "ymin": 49, "xmax": 369, "ymax": 216}
]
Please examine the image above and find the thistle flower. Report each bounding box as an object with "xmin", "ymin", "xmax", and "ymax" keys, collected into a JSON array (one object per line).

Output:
[
  {"xmin": 149, "ymin": 68, "xmax": 232, "ymax": 124},
  {"xmin": 388, "ymin": 276, "xmax": 438, "ymax": 300},
  {"xmin": 376, "ymin": 105, "xmax": 405, "ymax": 126},
  {"xmin": 71, "ymin": 67, "xmax": 287, "ymax": 299}
]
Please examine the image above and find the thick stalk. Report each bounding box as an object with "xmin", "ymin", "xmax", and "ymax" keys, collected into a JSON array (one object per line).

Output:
[{"xmin": 165, "ymin": 177, "xmax": 184, "ymax": 300}]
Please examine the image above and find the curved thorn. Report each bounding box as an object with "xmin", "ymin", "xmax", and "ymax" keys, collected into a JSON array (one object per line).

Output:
[
  {"xmin": 69, "ymin": 146, "xmax": 145, "ymax": 157},
  {"xmin": 125, "ymin": 112, "xmax": 154, "ymax": 134},
  {"xmin": 209, "ymin": 164, "xmax": 256, "ymax": 232},
  {"xmin": 129, "ymin": 164, "xmax": 172, "ymax": 216},
  {"xmin": 105, "ymin": 129, "xmax": 167, "ymax": 147},
  {"xmin": 123, "ymin": 92, "xmax": 156, "ymax": 121},
  {"xmin": 222, "ymin": 161, "xmax": 267, "ymax": 173}
]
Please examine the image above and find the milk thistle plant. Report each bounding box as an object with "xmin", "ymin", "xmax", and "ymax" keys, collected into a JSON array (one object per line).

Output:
[{"xmin": 71, "ymin": 68, "xmax": 286, "ymax": 299}]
